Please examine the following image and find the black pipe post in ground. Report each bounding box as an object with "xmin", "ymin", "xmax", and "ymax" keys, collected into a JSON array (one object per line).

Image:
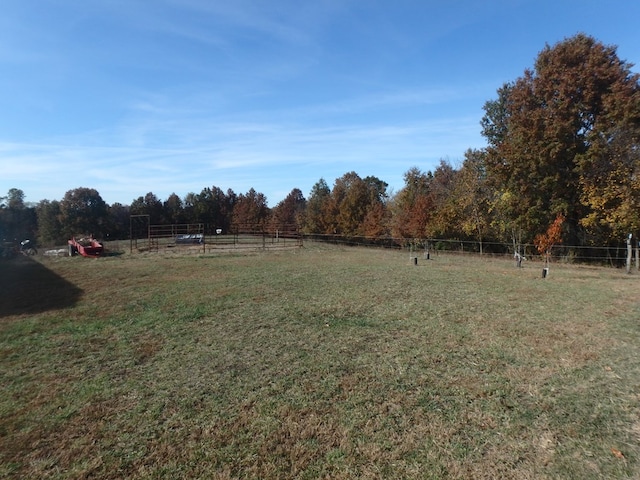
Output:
[{"xmin": 626, "ymin": 233, "xmax": 633, "ymax": 274}]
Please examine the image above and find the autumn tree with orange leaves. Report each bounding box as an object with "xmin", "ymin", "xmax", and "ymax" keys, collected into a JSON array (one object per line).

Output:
[
  {"xmin": 534, "ymin": 214, "xmax": 565, "ymax": 270},
  {"xmin": 482, "ymin": 34, "xmax": 640, "ymax": 246}
]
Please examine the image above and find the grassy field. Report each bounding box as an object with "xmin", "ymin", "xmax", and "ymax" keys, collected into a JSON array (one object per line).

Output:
[{"xmin": 2, "ymin": 244, "xmax": 640, "ymax": 479}]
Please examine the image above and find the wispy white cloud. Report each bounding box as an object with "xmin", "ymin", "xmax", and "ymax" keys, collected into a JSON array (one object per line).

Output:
[
  {"xmin": 159, "ymin": 0, "xmax": 336, "ymax": 47},
  {"xmin": 0, "ymin": 101, "xmax": 483, "ymax": 205},
  {"xmin": 16, "ymin": 0, "xmax": 637, "ymax": 208}
]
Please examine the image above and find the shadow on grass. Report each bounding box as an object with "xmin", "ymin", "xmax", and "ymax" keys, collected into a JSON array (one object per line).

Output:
[{"xmin": 0, "ymin": 256, "xmax": 83, "ymax": 317}]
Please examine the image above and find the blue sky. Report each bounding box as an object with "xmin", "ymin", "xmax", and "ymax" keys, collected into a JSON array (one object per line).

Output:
[{"xmin": 1, "ymin": 1, "xmax": 639, "ymax": 207}]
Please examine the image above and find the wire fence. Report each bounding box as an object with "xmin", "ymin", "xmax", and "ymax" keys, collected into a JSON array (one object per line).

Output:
[
  {"xmin": 131, "ymin": 223, "xmax": 303, "ymax": 254},
  {"xmin": 127, "ymin": 221, "xmax": 638, "ymax": 268},
  {"xmin": 302, "ymin": 234, "xmax": 639, "ymax": 268}
]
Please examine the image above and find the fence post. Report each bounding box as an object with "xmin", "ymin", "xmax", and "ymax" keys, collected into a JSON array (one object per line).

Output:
[{"xmin": 626, "ymin": 234, "xmax": 632, "ymax": 274}]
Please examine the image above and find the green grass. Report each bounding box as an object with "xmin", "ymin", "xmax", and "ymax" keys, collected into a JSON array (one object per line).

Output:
[{"xmin": 2, "ymin": 244, "xmax": 640, "ymax": 479}]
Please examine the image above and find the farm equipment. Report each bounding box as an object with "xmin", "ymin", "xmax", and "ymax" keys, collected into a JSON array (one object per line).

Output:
[
  {"xmin": 68, "ymin": 236, "xmax": 103, "ymax": 258},
  {"xmin": 20, "ymin": 239, "xmax": 37, "ymax": 256},
  {"xmin": 175, "ymin": 233, "xmax": 204, "ymax": 244},
  {"xmin": 1, "ymin": 239, "xmax": 37, "ymax": 258}
]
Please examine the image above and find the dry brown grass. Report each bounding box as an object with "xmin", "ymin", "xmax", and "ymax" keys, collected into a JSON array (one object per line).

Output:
[{"xmin": 1, "ymin": 245, "xmax": 640, "ymax": 478}]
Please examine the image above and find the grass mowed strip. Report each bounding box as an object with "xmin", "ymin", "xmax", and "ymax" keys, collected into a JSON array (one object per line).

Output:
[{"xmin": 2, "ymin": 245, "xmax": 640, "ymax": 479}]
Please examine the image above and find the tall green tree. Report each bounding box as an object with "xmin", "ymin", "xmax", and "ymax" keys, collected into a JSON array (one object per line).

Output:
[
  {"xmin": 163, "ymin": 193, "xmax": 185, "ymax": 225},
  {"xmin": 0, "ymin": 188, "xmax": 37, "ymax": 242},
  {"xmin": 5, "ymin": 188, "xmax": 25, "ymax": 210},
  {"xmin": 183, "ymin": 192, "xmax": 197, "ymax": 223},
  {"xmin": 59, "ymin": 188, "xmax": 108, "ymax": 238},
  {"xmin": 190, "ymin": 186, "xmax": 231, "ymax": 231},
  {"xmin": 130, "ymin": 192, "xmax": 164, "ymax": 224},
  {"xmin": 36, "ymin": 199, "xmax": 64, "ymax": 245},
  {"xmin": 105, "ymin": 202, "xmax": 131, "ymax": 241}
]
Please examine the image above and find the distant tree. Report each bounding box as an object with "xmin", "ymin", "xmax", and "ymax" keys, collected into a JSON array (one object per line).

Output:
[
  {"xmin": 59, "ymin": 187, "xmax": 108, "ymax": 238},
  {"xmin": 361, "ymin": 201, "xmax": 389, "ymax": 238},
  {"xmin": 231, "ymin": 188, "xmax": 270, "ymax": 232},
  {"xmin": 361, "ymin": 175, "xmax": 390, "ymax": 237},
  {"xmin": 428, "ymin": 160, "xmax": 458, "ymax": 238},
  {"xmin": 328, "ymin": 172, "xmax": 358, "ymax": 235},
  {"xmin": 480, "ymin": 83, "xmax": 512, "ymax": 153},
  {"xmin": 130, "ymin": 192, "xmax": 164, "ymax": 224},
  {"xmin": 183, "ymin": 192, "xmax": 197, "ymax": 223},
  {"xmin": 304, "ymin": 178, "xmax": 332, "ymax": 234},
  {"xmin": 190, "ymin": 186, "xmax": 232, "ymax": 232},
  {"xmin": 363, "ymin": 175, "xmax": 389, "ymax": 205},
  {"xmin": 215, "ymin": 186, "xmax": 235, "ymax": 232},
  {"xmin": 389, "ymin": 167, "xmax": 433, "ymax": 240},
  {"xmin": 328, "ymin": 172, "xmax": 387, "ymax": 236},
  {"xmin": 189, "ymin": 188, "xmax": 212, "ymax": 224},
  {"xmin": 36, "ymin": 199, "xmax": 64, "ymax": 245},
  {"xmin": 106, "ymin": 202, "xmax": 131, "ymax": 240},
  {"xmin": 480, "ymin": 81, "xmax": 531, "ymax": 251},
  {"xmin": 5, "ymin": 188, "xmax": 25, "ymax": 210},
  {"xmin": 341, "ymin": 176, "xmax": 367, "ymax": 236},
  {"xmin": 271, "ymin": 188, "xmax": 306, "ymax": 233},
  {"xmin": 0, "ymin": 188, "xmax": 37, "ymax": 242},
  {"xmin": 130, "ymin": 197, "xmax": 145, "ymax": 217},
  {"xmin": 489, "ymin": 188, "xmax": 526, "ymax": 254},
  {"xmin": 163, "ymin": 193, "xmax": 185, "ymax": 225},
  {"xmin": 226, "ymin": 189, "xmax": 237, "ymax": 216},
  {"xmin": 452, "ymin": 149, "xmax": 492, "ymax": 253}
]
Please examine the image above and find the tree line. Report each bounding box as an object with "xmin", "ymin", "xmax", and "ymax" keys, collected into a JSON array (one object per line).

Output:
[{"xmin": 2, "ymin": 34, "xmax": 639, "ymax": 252}]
